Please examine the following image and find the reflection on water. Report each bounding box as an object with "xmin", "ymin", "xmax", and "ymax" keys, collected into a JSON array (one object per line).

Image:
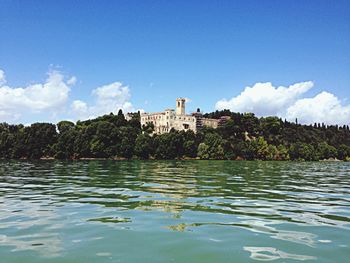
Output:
[
  {"xmin": 0, "ymin": 198, "xmax": 64, "ymax": 257},
  {"xmin": 88, "ymin": 216, "xmax": 131, "ymax": 223},
  {"xmin": 0, "ymin": 160, "xmax": 350, "ymax": 262},
  {"xmin": 244, "ymin": 246, "xmax": 317, "ymax": 261}
]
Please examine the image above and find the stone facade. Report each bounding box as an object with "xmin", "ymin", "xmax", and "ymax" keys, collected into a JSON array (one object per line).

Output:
[
  {"xmin": 202, "ymin": 118, "xmax": 219, "ymax": 129},
  {"xmin": 140, "ymin": 98, "xmax": 220, "ymax": 134}
]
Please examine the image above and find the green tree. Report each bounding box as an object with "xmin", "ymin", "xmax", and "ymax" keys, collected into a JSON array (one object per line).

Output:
[
  {"xmin": 183, "ymin": 140, "xmax": 197, "ymax": 158},
  {"xmin": 153, "ymin": 131, "xmax": 184, "ymax": 159},
  {"xmin": 317, "ymin": 142, "xmax": 337, "ymax": 160},
  {"xmin": 142, "ymin": 122, "xmax": 155, "ymax": 134},
  {"xmin": 89, "ymin": 121, "xmax": 119, "ymax": 158},
  {"xmin": 289, "ymin": 143, "xmax": 318, "ymax": 161},
  {"xmin": 57, "ymin": 120, "xmax": 75, "ymax": 134},
  {"xmin": 22, "ymin": 123, "xmax": 58, "ymax": 159},
  {"xmin": 255, "ymin": 137, "xmax": 269, "ymax": 160},
  {"xmin": 276, "ymin": 145, "xmax": 290, "ymax": 160},
  {"xmin": 197, "ymin": 133, "xmax": 224, "ymax": 159},
  {"xmin": 266, "ymin": 144, "xmax": 278, "ymax": 160},
  {"xmin": 337, "ymin": 144, "xmax": 350, "ymax": 160},
  {"xmin": 197, "ymin": 143, "xmax": 210, "ymax": 159},
  {"xmin": 118, "ymin": 126, "xmax": 137, "ymax": 158},
  {"xmin": 135, "ymin": 134, "xmax": 153, "ymax": 159},
  {"xmin": 54, "ymin": 129, "xmax": 78, "ymax": 159}
]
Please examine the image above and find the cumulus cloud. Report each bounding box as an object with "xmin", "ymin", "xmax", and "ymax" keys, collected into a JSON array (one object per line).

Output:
[
  {"xmin": 0, "ymin": 69, "xmax": 6, "ymax": 86},
  {"xmin": 70, "ymin": 82, "xmax": 136, "ymax": 120},
  {"xmin": 0, "ymin": 69, "xmax": 73, "ymax": 122},
  {"xmin": 216, "ymin": 81, "xmax": 314, "ymax": 116},
  {"xmin": 0, "ymin": 68, "xmax": 139, "ymax": 123},
  {"xmin": 67, "ymin": 76, "xmax": 77, "ymax": 85},
  {"xmin": 286, "ymin": 92, "xmax": 350, "ymax": 125},
  {"xmin": 216, "ymin": 81, "xmax": 350, "ymax": 125},
  {"xmin": 0, "ymin": 110, "xmax": 20, "ymax": 121},
  {"xmin": 71, "ymin": 100, "xmax": 88, "ymax": 117}
]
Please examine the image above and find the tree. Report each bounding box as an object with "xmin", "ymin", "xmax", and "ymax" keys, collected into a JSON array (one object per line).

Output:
[
  {"xmin": 276, "ymin": 145, "xmax": 290, "ymax": 161},
  {"xmin": 241, "ymin": 141, "xmax": 255, "ymax": 160},
  {"xmin": 54, "ymin": 129, "xmax": 78, "ymax": 159},
  {"xmin": 317, "ymin": 142, "xmax": 337, "ymax": 160},
  {"xmin": 266, "ymin": 144, "xmax": 278, "ymax": 160},
  {"xmin": 142, "ymin": 123, "xmax": 155, "ymax": 134},
  {"xmin": 57, "ymin": 121, "xmax": 75, "ymax": 134},
  {"xmin": 183, "ymin": 140, "xmax": 197, "ymax": 158},
  {"xmin": 255, "ymin": 137, "xmax": 269, "ymax": 160},
  {"xmin": 90, "ymin": 121, "xmax": 119, "ymax": 158},
  {"xmin": 116, "ymin": 109, "xmax": 127, "ymax": 126},
  {"xmin": 337, "ymin": 144, "xmax": 350, "ymax": 160},
  {"xmin": 151, "ymin": 130, "xmax": 187, "ymax": 159},
  {"xmin": 197, "ymin": 133, "xmax": 224, "ymax": 159},
  {"xmin": 118, "ymin": 126, "xmax": 137, "ymax": 158},
  {"xmin": 197, "ymin": 143, "xmax": 210, "ymax": 159},
  {"xmin": 260, "ymin": 116, "xmax": 282, "ymax": 145},
  {"xmin": 135, "ymin": 134, "xmax": 153, "ymax": 159},
  {"xmin": 289, "ymin": 143, "xmax": 317, "ymax": 161},
  {"xmin": 22, "ymin": 123, "xmax": 58, "ymax": 159},
  {"xmin": 1, "ymin": 108, "xmax": 350, "ymax": 161}
]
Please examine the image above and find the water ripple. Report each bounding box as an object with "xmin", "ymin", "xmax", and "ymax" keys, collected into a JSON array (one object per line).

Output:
[{"xmin": 0, "ymin": 160, "xmax": 350, "ymax": 262}]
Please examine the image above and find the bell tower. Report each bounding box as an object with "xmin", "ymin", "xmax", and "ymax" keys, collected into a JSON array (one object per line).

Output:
[{"xmin": 176, "ymin": 98, "xmax": 186, "ymax": 115}]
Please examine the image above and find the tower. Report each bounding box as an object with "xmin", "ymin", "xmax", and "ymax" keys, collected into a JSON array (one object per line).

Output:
[{"xmin": 176, "ymin": 98, "xmax": 185, "ymax": 115}]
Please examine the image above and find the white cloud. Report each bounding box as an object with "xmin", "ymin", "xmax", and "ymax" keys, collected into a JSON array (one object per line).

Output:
[
  {"xmin": 0, "ymin": 68, "xmax": 139, "ymax": 123},
  {"xmin": 286, "ymin": 92, "xmax": 350, "ymax": 125},
  {"xmin": 0, "ymin": 110, "xmax": 20, "ymax": 121},
  {"xmin": 216, "ymin": 81, "xmax": 313, "ymax": 116},
  {"xmin": 67, "ymin": 76, "xmax": 77, "ymax": 85},
  {"xmin": 0, "ymin": 69, "xmax": 72, "ymax": 122},
  {"xmin": 71, "ymin": 100, "xmax": 88, "ymax": 118},
  {"xmin": 0, "ymin": 69, "xmax": 6, "ymax": 86},
  {"xmin": 216, "ymin": 81, "xmax": 350, "ymax": 125},
  {"xmin": 70, "ymin": 82, "xmax": 136, "ymax": 120}
]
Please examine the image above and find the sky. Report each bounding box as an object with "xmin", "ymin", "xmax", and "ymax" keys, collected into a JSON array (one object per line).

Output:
[{"xmin": 0, "ymin": 0, "xmax": 349, "ymax": 125}]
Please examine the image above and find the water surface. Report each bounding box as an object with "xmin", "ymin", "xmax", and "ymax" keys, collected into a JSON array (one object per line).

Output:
[{"xmin": 0, "ymin": 160, "xmax": 349, "ymax": 262}]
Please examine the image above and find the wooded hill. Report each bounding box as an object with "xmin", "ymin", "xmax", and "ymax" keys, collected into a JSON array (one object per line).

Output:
[{"xmin": 1, "ymin": 110, "xmax": 350, "ymax": 161}]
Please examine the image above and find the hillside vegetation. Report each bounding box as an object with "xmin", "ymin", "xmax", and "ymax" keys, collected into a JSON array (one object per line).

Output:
[{"xmin": 1, "ymin": 110, "xmax": 350, "ymax": 161}]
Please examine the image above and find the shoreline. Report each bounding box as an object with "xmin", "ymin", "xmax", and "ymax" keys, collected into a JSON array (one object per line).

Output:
[{"xmin": 0, "ymin": 157, "xmax": 344, "ymax": 162}]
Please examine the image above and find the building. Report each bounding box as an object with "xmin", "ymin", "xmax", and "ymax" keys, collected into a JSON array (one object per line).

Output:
[
  {"xmin": 140, "ymin": 98, "xmax": 223, "ymax": 134},
  {"xmin": 202, "ymin": 118, "xmax": 219, "ymax": 129}
]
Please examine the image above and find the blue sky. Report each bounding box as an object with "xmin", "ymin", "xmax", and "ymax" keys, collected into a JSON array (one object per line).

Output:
[{"xmin": 0, "ymin": 0, "xmax": 349, "ymax": 124}]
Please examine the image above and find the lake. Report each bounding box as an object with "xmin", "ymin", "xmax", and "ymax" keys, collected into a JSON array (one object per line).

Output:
[{"xmin": 0, "ymin": 160, "xmax": 349, "ymax": 262}]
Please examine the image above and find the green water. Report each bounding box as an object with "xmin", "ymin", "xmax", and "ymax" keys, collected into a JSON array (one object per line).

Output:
[{"xmin": 0, "ymin": 161, "xmax": 349, "ymax": 262}]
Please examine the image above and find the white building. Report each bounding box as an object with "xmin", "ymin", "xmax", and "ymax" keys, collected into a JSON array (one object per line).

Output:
[{"xmin": 140, "ymin": 98, "xmax": 220, "ymax": 134}]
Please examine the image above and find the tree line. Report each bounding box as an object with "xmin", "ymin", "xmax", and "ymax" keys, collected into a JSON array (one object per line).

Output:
[{"xmin": 1, "ymin": 109, "xmax": 350, "ymax": 161}]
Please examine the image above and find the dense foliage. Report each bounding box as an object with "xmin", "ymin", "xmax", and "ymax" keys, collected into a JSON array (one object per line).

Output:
[{"xmin": 1, "ymin": 110, "xmax": 350, "ymax": 161}]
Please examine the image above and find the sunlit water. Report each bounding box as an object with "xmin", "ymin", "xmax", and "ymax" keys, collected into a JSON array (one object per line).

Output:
[{"xmin": 0, "ymin": 160, "xmax": 349, "ymax": 262}]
